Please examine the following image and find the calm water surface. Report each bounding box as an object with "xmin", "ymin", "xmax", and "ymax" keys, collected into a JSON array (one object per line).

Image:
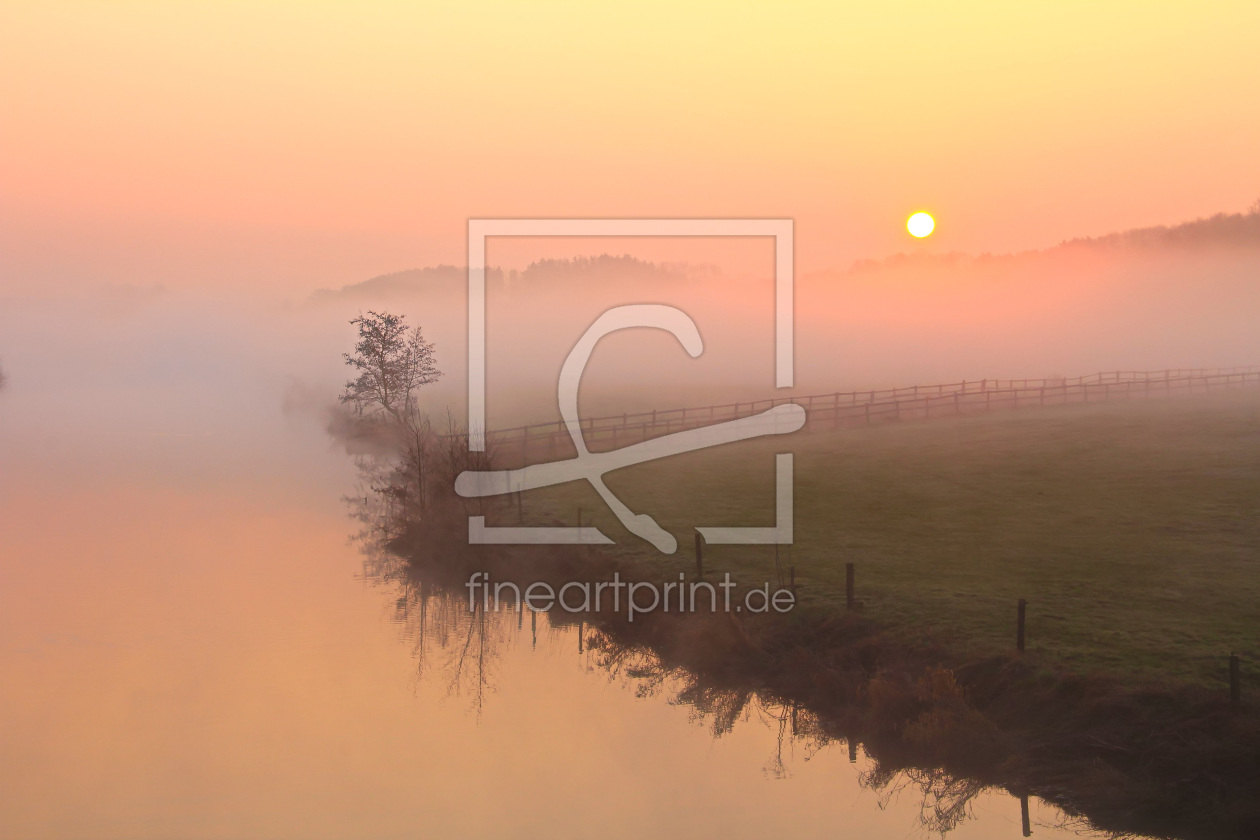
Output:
[{"xmin": 0, "ymin": 330, "xmax": 1120, "ymax": 840}]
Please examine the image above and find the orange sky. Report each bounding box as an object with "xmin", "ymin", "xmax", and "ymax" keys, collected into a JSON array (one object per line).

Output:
[{"xmin": 2, "ymin": 1, "xmax": 1259, "ymax": 294}]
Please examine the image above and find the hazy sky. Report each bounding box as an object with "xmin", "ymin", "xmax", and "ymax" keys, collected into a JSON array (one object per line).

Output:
[{"xmin": 3, "ymin": 1, "xmax": 1259, "ymax": 294}]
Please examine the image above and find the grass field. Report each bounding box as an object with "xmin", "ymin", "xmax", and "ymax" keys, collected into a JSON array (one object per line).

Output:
[{"xmin": 514, "ymin": 389, "xmax": 1260, "ymax": 686}]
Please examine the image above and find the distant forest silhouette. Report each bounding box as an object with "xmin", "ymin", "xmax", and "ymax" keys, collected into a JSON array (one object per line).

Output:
[
  {"xmin": 1060, "ymin": 200, "xmax": 1260, "ymax": 250},
  {"xmin": 311, "ymin": 201, "xmax": 1260, "ymax": 302},
  {"xmin": 312, "ymin": 254, "xmax": 695, "ymax": 302}
]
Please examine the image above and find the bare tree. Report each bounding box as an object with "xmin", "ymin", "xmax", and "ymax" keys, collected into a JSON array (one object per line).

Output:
[{"xmin": 340, "ymin": 311, "xmax": 440, "ymax": 423}]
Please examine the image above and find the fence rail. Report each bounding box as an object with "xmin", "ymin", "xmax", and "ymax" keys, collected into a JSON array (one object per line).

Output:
[{"xmin": 471, "ymin": 367, "xmax": 1260, "ymax": 460}]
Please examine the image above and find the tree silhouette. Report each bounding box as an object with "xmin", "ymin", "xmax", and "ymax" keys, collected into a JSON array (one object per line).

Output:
[{"xmin": 340, "ymin": 311, "xmax": 440, "ymax": 423}]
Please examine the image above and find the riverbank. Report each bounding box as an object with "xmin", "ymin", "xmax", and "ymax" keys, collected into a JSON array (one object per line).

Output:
[
  {"xmin": 360, "ymin": 387, "xmax": 1260, "ymax": 838},
  {"xmin": 384, "ymin": 525, "xmax": 1260, "ymax": 839}
]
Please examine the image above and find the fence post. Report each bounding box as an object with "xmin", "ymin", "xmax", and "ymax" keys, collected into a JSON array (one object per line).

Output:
[
  {"xmin": 846, "ymin": 562, "xmax": 855, "ymax": 610},
  {"xmin": 1231, "ymin": 654, "xmax": 1242, "ymax": 707},
  {"xmin": 1017, "ymin": 599, "xmax": 1027, "ymax": 652},
  {"xmin": 1021, "ymin": 794, "xmax": 1031, "ymax": 837}
]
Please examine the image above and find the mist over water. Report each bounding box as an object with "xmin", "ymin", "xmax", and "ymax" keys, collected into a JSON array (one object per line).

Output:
[
  {"xmin": 1, "ymin": 219, "xmax": 1251, "ymax": 839},
  {"xmin": 0, "ymin": 309, "xmax": 1108, "ymax": 840}
]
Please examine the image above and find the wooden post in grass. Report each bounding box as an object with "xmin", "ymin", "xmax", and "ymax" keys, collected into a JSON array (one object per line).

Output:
[
  {"xmin": 1231, "ymin": 654, "xmax": 1241, "ymax": 707},
  {"xmin": 846, "ymin": 563, "xmax": 855, "ymax": 611},
  {"xmin": 848, "ymin": 740, "xmax": 857, "ymax": 763},
  {"xmin": 1020, "ymin": 794, "xmax": 1031, "ymax": 836},
  {"xmin": 1017, "ymin": 599, "xmax": 1027, "ymax": 653},
  {"xmin": 695, "ymin": 532, "xmax": 704, "ymax": 579}
]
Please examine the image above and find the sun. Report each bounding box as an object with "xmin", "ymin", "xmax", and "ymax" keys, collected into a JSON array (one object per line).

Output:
[{"xmin": 907, "ymin": 212, "xmax": 935, "ymax": 238}]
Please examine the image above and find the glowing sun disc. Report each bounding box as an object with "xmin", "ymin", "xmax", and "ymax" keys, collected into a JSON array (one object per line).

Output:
[{"xmin": 907, "ymin": 212, "xmax": 935, "ymax": 238}]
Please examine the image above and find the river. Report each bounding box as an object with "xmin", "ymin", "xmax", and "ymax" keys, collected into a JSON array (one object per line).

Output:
[
  {"xmin": 0, "ymin": 383, "xmax": 1123, "ymax": 836},
  {"xmin": 0, "ymin": 292, "xmax": 1134, "ymax": 839}
]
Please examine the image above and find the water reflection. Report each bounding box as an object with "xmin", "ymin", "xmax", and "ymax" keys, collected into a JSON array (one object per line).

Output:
[
  {"xmin": 348, "ymin": 459, "xmax": 1127, "ymax": 840},
  {"xmin": 0, "ymin": 294, "xmax": 1174, "ymax": 840}
]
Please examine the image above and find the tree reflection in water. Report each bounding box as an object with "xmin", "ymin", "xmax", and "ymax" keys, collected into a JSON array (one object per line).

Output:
[{"xmin": 343, "ymin": 456, "xmax": 1114, "ymax": 839}]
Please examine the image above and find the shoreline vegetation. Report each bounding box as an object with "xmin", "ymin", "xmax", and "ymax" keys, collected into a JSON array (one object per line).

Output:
[
  {"xmin": 331, "ymin": 314, "xmax": 1260, "ymax": 837},
  {"xmin": 372, "ymin": 533, "xmax": 1260, "ymax": 840}
]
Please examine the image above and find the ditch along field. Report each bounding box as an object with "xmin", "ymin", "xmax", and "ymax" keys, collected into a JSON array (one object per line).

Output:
[{"xmin": 515, "ymin": 388, "xmax": 1260, "ymax": 688}]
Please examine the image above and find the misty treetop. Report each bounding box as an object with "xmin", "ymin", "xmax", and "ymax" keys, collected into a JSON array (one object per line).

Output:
[
  {"xmin": 336, "ymin": 310, "xmax": 493, "ymax": 530},
  {"xmin": 341, "ymin": 311, "xmax": 441, "ymax": 423}
]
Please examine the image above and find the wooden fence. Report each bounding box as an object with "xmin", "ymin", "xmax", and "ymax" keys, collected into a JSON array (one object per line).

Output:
[{"xmin": 474, "ymin": 367, "xmax": 1260, "ymax": 462}]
